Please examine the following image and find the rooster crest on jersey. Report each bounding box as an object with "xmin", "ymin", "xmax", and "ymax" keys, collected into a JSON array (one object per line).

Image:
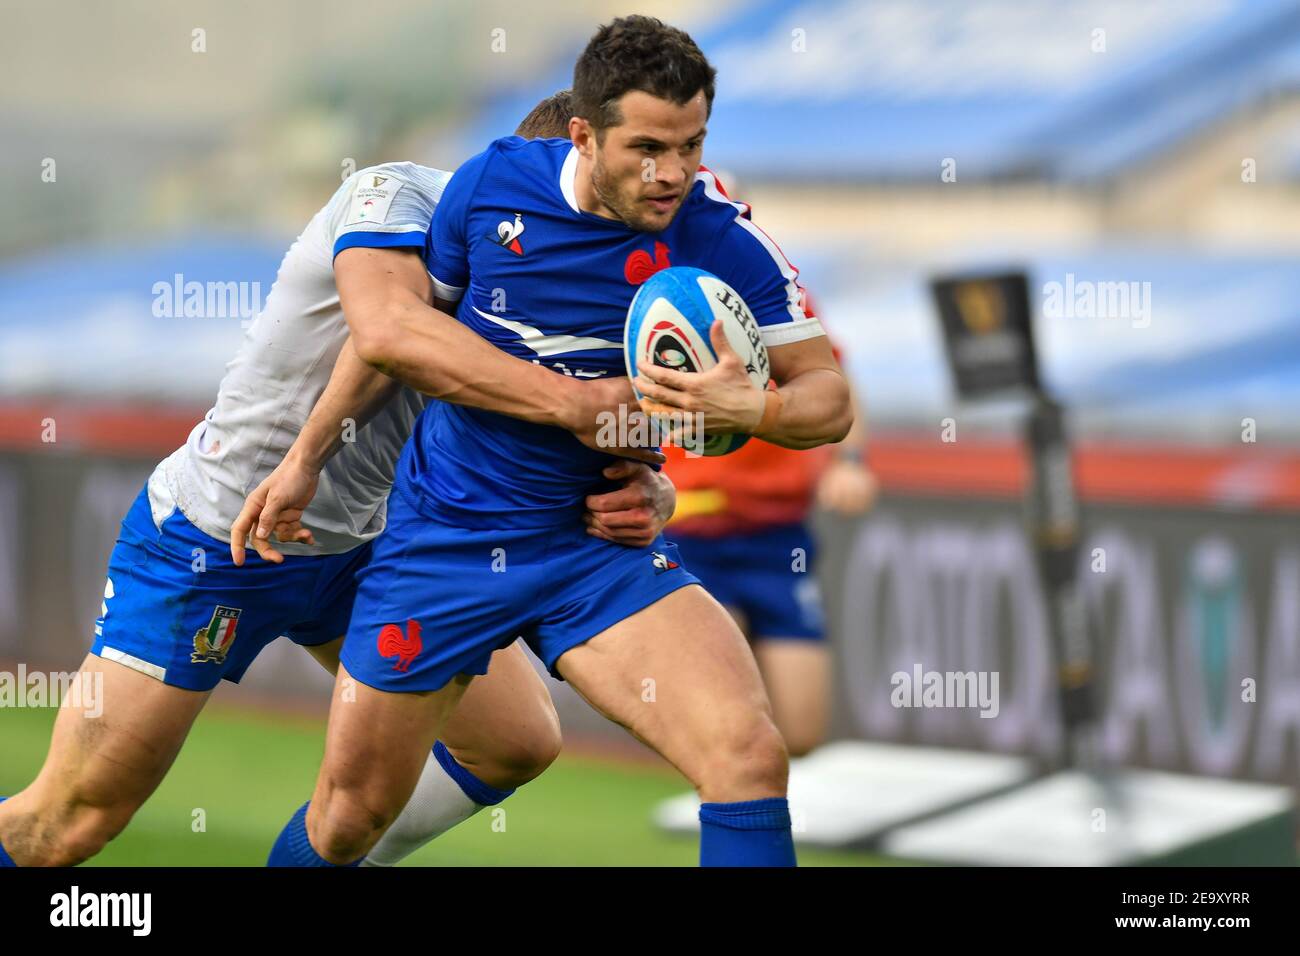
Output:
[
  {"xmin": 624, "ymin": 241, "xmax": 671, "ymax": 284},
  {"xmin": 624, "ymin": 266, "xmax": 770, "ymax": 456},
  {"xmin": 493, "ymin": 213, "xmax": 525, "ymax": 255},
  {"xmin": 651, "ymin": 551, "xmax": 680, "ymax": 574}
]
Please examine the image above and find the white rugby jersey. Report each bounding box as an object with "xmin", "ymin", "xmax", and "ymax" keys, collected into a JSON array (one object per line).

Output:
[{"xmin": 148, "ymin": 162, "xmax": 451, "ymax": 555}]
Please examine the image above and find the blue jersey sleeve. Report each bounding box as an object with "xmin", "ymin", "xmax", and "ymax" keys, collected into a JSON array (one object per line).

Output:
[
  {"xmin": 709, "ymin": 206, "xmax": 825, "ymax": 348},
  {"xmin": 425, "ymin": 147, "xmax": 495, "ymax": 302}
]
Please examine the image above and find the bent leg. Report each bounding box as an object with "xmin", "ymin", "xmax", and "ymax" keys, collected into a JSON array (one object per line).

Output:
[
  {"xmin": 364, "ymin": 642, "xmax": 561, "ymax": 865},
  {"xmin": 439, "ymin": 642, "xmax": 562, "ymax": 789},
  {"xmin": 303, "ymin": 638, "xmax": 561, "ymax": 866},
  {"xmin": 556, "ymin": 584, "xmax": 794, "ymax": 865},
  {"xmin": 292, "ymin": 662, "xmax": 470, "ymax": 865},
  {"xmin": 557, "ymin": 585, "xmax": 784, "ymax": 801},
  {"xmin": 0, "ymin": 654, "xmax": 208, "ymax": 866},
  {"xmin": 753, "ymin": 639, "xmax": 831, "ymax": 757},
  {"xmin": 303, "ymin": 637, "xmax": 561, "ymax": 791},
  {"xmin": 278, "ymin": 494, "xmax": 562, "ymax": 866}
]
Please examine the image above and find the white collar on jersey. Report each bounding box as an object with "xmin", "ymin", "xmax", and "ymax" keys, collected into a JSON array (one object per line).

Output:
[{"xmin": 559, "ymin": 146, "xmax": 581, "ymax": 213}]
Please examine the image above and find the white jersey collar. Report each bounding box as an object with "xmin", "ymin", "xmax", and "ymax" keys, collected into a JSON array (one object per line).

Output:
[{"xmin": 559, "ymin": 146, "xmax": 580, "ymax": 213}]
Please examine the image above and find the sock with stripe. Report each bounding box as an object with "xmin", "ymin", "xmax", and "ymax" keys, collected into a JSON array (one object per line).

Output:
[{"xmin": 363, "ymin": 741, "xmax": 514, "ymax": 867}]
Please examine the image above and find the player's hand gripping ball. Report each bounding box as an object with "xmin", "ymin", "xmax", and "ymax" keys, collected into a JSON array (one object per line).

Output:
[{"xmin": 624, "ymin": 266, "xmax": 770, "ymax": 456}]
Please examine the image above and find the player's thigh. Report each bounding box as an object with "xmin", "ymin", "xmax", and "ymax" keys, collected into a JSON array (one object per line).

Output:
[
  {"xmin": 315, "ymin": 662, "xmax": 473, "ymax": 813},
  {"xmin": 325, "ymin": 502, "xmax": 547, "ymax": 801},
  {"xmin": 439, "ymin": 640, "xmax": 561, "ymax": 774},
  {"xmin": 753, "ymin": 639, "xmax": 830, "ymax": 755},
  {"xmin": 26, "ymin": 654, "xmax": 209, "ymax": 811},
  {"xmin": 555, "ymin": 584, "xmax": 773, "ymax": 780}
]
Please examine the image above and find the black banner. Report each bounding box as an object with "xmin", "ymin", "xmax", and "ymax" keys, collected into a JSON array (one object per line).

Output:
[{"xmin": 931, "ymin": 271, "xmax": 1039, "ymax": 397}]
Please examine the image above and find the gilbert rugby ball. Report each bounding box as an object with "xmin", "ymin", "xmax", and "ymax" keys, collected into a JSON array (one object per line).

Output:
[{"xmin": 624, "ymin": 266, "xmax": 770, "ymax": 456}]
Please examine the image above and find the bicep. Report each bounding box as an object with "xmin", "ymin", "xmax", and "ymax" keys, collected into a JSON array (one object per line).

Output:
[
  {"xmin": 334, "ymin": 246, "xmax": 431, "ymax": 338},
  {"xmin": 767, "ymin": 333, "xmax": 841, "ymax": 384}
]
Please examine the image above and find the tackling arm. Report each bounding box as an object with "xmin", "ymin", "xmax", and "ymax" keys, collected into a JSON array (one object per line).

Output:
[
  {"xmin": 231, "ymin": 245, "xmax": 666, "ymax": 564},
  {"xmin": 336, "ymin": 246, "xmax": 657, "ymax": 461},
  {"xmin": 338, "ymin": 246, "xmax": 602, "ymax": 430}
]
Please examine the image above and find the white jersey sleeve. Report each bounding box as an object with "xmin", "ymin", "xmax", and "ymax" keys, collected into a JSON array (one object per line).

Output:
[
  {"xmin": 151, "ymin": 162, "xmax": 451, "ymax": 555},
  {"xmin": 328, "ymin": 162, "xmax": 450, "ymax": 259}
]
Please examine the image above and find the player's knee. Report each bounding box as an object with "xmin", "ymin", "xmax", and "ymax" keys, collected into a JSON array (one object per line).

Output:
[
  {"xmin": 739, "ymin": 719, "xmax": 790, "ymax": 792},
  {"xmin": 56, "ymin": 809, "xmax": 131, "ymax": 866},
  {"xmin": 500, "ymin": 719, "xmax": 563, "ymax": 788},
  {"xmin": 697, "ymin": 712, "xmax": 789, "ymax": 799},
  {"xmin": 42, "ymin": 795, "xmax": 138, "ymax": 866},
  {"xmin": 311, "ymin": 784, "xmax": 399, "ymax": 864},
  {"xmin": 452, "ymin": 709, "xmax": 563, "ymax": 790}
]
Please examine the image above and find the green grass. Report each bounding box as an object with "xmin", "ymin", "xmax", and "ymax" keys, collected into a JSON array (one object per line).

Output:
[{"xmin": 1, "ymin": 704, "xmax": 889, "ymax": 866}]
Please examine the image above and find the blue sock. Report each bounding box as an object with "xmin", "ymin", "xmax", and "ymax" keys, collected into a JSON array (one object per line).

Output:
[
  {"xmin": 432, "ymin": 741, "xmax": 515, "ymax": 806},
  {"xmin": 699, "ymin": 797, "xmax": 797, "ymax": 867},
  {"xmin": 267, "ymin": 801, "xmax": 361, "ymax": 867},
  {"xmin": 0, "ymin": 797, "xmax": 15, "ymax": 867}
]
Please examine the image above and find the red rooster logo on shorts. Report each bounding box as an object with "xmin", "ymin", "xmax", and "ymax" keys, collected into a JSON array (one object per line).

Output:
[{"xmin": 377, "ymin": 619, "xmax": 423, "ymax": 672}]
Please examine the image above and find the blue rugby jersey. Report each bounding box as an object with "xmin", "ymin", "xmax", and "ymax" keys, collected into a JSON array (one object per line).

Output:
[{"xmin": 404, "ymin": 136, "xmax": 825, "ymax": 528}]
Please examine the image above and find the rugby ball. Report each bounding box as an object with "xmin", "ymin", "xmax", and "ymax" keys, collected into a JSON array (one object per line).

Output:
[{"xmin": 624, "ymin": 266, "xmax": 770, "ymax": 456}]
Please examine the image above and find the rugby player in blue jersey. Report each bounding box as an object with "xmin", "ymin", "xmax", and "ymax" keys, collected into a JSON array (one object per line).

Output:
[
  {"xmin": 260, "ymin": 16, "xmax": 852, "ymax": 867},
  {"xmin": 0, "ymin": 97, "xmax": 672, "ymax": 867}
]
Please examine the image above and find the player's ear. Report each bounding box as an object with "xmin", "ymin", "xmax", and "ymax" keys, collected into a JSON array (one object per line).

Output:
[{"xmin": 570, "ymin": 117, "xmax": 595, "ymax": 157}]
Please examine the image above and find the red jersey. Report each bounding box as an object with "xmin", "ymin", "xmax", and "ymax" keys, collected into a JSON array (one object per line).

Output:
[
  {"xmin": 665, "ymin": 438, "xmax": 833, "ymax": 537},
  {"xmin": 663, "ymin": 175, "xmax": 840, "ymax": 537}
]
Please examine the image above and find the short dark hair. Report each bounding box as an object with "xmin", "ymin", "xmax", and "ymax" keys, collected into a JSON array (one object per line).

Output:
[
  {"xmin": 515, "ymin": 90, "xmax": 574, "ymax": 139},
  {"xmin": 572, "ymin": 16, "xmax": 716, "ymax": 134}
]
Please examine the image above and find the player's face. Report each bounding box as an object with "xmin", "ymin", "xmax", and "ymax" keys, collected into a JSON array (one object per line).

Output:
[{"xmin": 583, "ymin": 90, "xmax": 707, "ymax": 233}]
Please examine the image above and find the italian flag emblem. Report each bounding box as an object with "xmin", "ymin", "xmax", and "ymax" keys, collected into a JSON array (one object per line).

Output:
[{"xmin": 192, "ymin": 605, "xmax": 242, "ymax": 664}]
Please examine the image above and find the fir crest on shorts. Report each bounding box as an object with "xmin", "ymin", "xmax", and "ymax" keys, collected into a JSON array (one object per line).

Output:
[{"xmin": 192, "ymin": 606, "xmax": 242, "ymax": 663}]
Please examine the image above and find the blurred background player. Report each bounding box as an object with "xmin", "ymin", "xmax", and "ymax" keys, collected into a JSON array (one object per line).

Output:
[
  {"xmin": 664, "ymin": 349, "xmax": 874, "ymax": 757},
  {"xmin": 660, "ymin": 165, "xmax": 875, "ymax": 756}
]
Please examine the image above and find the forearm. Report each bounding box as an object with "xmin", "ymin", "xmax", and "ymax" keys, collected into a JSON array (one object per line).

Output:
[
  {"xmin": 352, "ymin": 296, "xmax": 581, "ymax": 429},
  {"xmin": 757, "ymin": 367, "xmax": 853, "ymax": 450},
  {"xmin": 286, "ymin": 338, "xmax": 401, "ymax": 472}
]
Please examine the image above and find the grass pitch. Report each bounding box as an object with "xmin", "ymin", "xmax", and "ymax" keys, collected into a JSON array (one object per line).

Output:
[{"xmin": 1, "ymin": 704, "xmax": 889, "ymax": 866}]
